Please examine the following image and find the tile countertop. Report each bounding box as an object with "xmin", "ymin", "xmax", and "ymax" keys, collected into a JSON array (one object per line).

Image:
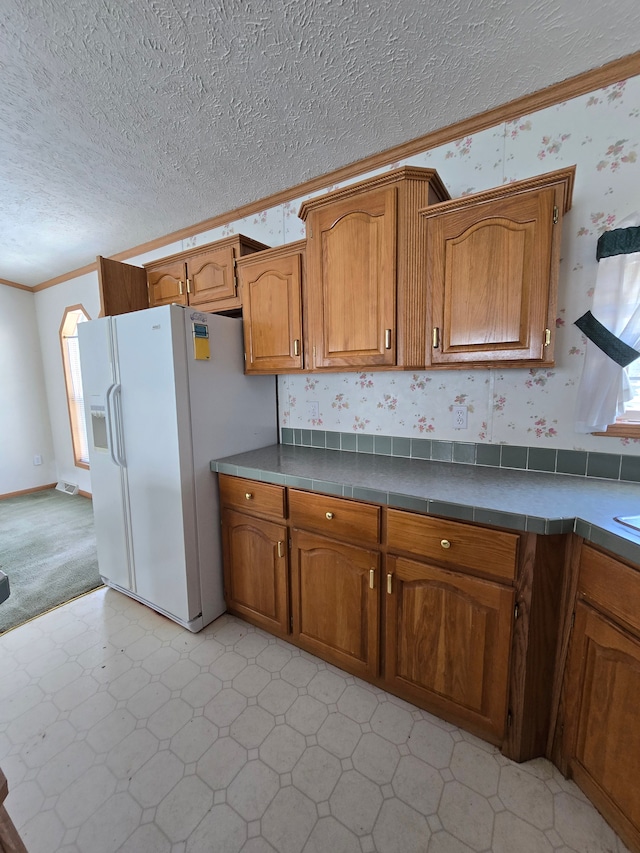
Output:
[{"xmin": 211, "ymin": 444, "xmax": 640, "ymax": 566}]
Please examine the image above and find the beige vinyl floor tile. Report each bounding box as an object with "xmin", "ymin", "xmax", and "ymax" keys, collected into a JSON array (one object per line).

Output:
[{"xmin": 0, "ymin": 587, "xmax": 633, "ymax": 853}]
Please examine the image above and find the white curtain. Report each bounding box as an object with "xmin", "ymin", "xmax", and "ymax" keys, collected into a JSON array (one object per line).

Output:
[{"xmin": 575, "ymin": 212, "xmax": 640, "ymax": 433}]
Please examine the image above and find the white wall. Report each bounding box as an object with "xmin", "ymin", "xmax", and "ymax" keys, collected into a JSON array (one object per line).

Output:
[
  {"xmin": 33, "ymin": 271, "xmax": 101, "ymax": 496},
  {"xmin": 0, "ymin": 285, "xmax": 56, "ymax": 494}
]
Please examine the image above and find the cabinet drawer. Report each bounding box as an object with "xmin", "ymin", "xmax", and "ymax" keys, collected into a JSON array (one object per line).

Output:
[
  {"xmin": 289, "ymin": 490, "xmax": 380, "ymax": 545},
  {"xmin": 386, "ymin": 509, "xmax": 518, "ymax": 582},
  {"xmin": 579, "ymin": 544, "xmax": 640, "ymax": 637},
  {"xmin": 218, "ymin": 475, "xmax": 285, "ymax": 520}
]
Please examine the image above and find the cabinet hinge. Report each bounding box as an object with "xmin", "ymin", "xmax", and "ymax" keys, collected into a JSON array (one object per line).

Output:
[
  {"xmin": 571, "ymin": 610, "xmax": 575, "ymax": 629},
  {"xmin": 507, "ymin": 710, "xmax": 513, "ymax": 728},
  {"xmin": 514, "ymin": 602, "xmax": 520, "ymax": 621},
  {"xmin": 553, "ymin": 205, "xmax": 559, "ymax": 224},
  {"xmin": 308, "ymin": 225, "xmax": 313, "ymax": 239},
  {"xmin": 290, "ymin": 615, "xmax": 294, "ymax": 630}
]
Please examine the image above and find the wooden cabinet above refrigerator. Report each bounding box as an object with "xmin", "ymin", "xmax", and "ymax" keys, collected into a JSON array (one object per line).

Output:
[{"xmin": 97, "ymin": 234, "xmax": 269, "ymax": 317}]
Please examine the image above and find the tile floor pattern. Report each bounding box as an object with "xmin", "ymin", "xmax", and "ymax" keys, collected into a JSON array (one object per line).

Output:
[{"xmin": 0, "ymin": 588, "xmax": 631, "ymax": 853}]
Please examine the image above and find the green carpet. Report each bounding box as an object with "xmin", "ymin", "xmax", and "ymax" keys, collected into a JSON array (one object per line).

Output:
[{"xmin": 0, "ymin": 488, "xmax": 102, "ymax": 633}]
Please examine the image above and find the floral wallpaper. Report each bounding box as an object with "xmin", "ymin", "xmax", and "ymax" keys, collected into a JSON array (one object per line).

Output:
[{"xmin": 188, "ymin": 75, "xmax": 640, "ymax": 454}]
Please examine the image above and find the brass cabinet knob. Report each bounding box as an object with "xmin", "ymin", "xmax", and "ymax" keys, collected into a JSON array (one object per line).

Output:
[
  {"xmin": 441, "ymin": 539, "xmax": 451, "ymax": 549},
  {"xmin": 245, "ymin": 492, "xmax": 253, "ymax": 500},
  {"xmin": 325, "ymin": 512, "xmax": 334, "ymax": 520}
]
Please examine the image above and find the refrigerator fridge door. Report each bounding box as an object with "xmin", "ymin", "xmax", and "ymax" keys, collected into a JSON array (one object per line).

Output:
[
  {"xmin": 78, "ymin": 317, "xmax": 134, "ymax": 593},
  {"xmin": 113, "ymin": 306, "xmax": 200, "ymax": 625}
]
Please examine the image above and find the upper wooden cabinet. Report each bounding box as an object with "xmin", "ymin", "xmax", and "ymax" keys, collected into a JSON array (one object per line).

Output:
[
  {"xmin": 237, "ymin": 241, "xmax": 306, "ymax": 373},
  {"xmin": 421, "ymin": 166, "xmax": 575, "ymax": 368},
  {"xmin": 97, "ymin": 234, "xmax": 269, "ymax": 316},
  {"xmin": 144, "ymin": 235, "xmax": 269, "ymax": 313},
  {"xmin": 299, "ymin": 167, "xmax": 449, "ymax": 370}
]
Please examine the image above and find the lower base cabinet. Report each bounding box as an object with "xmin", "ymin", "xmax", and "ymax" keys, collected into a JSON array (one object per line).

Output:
[
  {"xmin": 219, "ymin": 474, "xmax": 640, "ymax": 852},
  {"xmin": 557, "ymin": 544, "xmax": 640, "ymax": 853},
  {"xmin": 218, "ymin": 474, "xmax": 559, "ymax": 754},
  {"xmin": 291, "ymin": 529, "xmax": 380, "ymax": 680},
  {"xmin": 385, "ymin": 554, "xmax": 514, "ymax": 744},
  {"xmin": 221, "ymin": 508, "xmax": 289, "ymax": 635}
]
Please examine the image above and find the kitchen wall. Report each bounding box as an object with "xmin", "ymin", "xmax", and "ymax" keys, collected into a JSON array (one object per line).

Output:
[
  {"xmin": 185, "ymin": 73, "xmax": 640, "ymax": 455},
  {"xmin": 0, "ymin": 285, "xmax": 55, "ymax": 493},
  {"xmin": 3, "ymin": 68, "xmax": 639, "ymax": 497}
]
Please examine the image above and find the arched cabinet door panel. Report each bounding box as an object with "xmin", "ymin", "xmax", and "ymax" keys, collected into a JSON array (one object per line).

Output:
[
  {"xmin": 422, "ymin": 166, "xmax": 575, "ymax": 369},
  {"xmin": 221, "ymin": 507, "xmax": 289, "ymax": 636},
  {"xmin": 290, "ymin": 529, "xmax": 380, "ymax": 680},
  {"xmin": 238, "ymin": 242, "xmax": 305, "ymax": 374},
  {"xmin": 385, "ymin": 554, "xmax": 514, "ymax": 745},
  {"xmin": 299, "ymin": 166, "xmax": 450, "ymax": 370}
]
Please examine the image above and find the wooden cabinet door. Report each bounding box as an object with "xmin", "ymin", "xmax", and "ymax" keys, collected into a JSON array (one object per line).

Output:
[
  {"xmin": 222, "ymin": 508, "xmax": 289, "ymax": 636},
  {"xmin": 240, "ymin": 248, "xmax": 304, "ymax": 373},
  {"xmin": 427, "ymin": 186, "xmax": 557, "ymax": 366},
  {"xmin": 147, "ymin": 259, "xmax": 188, "ymax": 307},
  {"xmin": 306, "ymin": 186, "xmax": 396, "ymax": 368},
  {"xmin": 97, "ymin": 256, "xmax": 149, "ymax": 316},
  {"xmin": 562, "ymin": 602, "xmax": 640, "ymax": 850},
  {"xmin": 291, "ymin": 529, "xmax": 379, "ymax": 678},
  {"xmin": 385, "ymin": 555, "xmax": 514, "ymax": 743},
  {"xmin": 188, "ymin": 245, "xmax": 237, "ymax": 307}
]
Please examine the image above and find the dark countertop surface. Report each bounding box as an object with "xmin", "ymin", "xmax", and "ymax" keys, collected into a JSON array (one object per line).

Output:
[{"xmin": 212, "ymin": 444, "xmax": 640, "ymax": 565}]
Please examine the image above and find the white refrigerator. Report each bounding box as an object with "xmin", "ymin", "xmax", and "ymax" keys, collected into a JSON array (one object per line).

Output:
[{"xmin": 78, "ymin": 304, "xmax": 277, "ymax": 632}]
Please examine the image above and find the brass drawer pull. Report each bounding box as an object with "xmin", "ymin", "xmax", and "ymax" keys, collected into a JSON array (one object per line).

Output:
[
  {"xmin": 387, "ymin": 573, "xmax": 393, "ymax": 594},
  {"xmin": 385, "ymin": 328, "xmax": 392, "ymax": 349},
  {"xmin": 369, "ymin": 568, "xmax": 375, "ymax": 589},
  {"xmin": 245, "ymin": 492, "xmax": 253, "ymax": 500},
  {"xmin": 294, "ymin": 338, "xmax": 300, "ymax": 356},
  {"xmin": 441, "ymin": 539, "xmax": 451, "ymax": 549},
  {"xmin": 277, "ymin": 541, "xmax": 284, "ymax": 558},
  {"xmin": 325, "ymin": 512, "xmax": 334, "ymax": 520}
]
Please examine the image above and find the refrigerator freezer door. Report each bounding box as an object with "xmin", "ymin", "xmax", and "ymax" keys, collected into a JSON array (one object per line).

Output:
[
  {"xmin": 78, "ymin": 317, "xmax": 134, "ymax": 593},
  {"xmin": 113, "ymin": 306, "xmax": 199, "ymax": 624}
]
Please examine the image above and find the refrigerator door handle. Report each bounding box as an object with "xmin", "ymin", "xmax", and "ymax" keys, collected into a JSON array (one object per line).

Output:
[
  {"xmin": 111, "ymin": 384, "xmax": 127, "ymax": 468},
  {"xmin": 106, "ymin": 384, "xmax": 126, "ymax": 468}
]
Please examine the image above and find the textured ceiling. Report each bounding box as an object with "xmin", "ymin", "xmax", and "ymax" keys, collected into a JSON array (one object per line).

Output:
[{"xmin": 1, "ymin": 0, "xmax": 640, "ymax": 287}]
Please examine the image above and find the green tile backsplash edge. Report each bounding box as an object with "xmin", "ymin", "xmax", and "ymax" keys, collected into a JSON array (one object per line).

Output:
[{"xmin": 280, "ymin": 428, "xmax": 640, "ymax": 483}]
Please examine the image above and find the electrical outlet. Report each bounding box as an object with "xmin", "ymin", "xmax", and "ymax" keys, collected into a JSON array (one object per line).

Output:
[
  {"xmin": 307, "ymin": 401, "xmax": 319, "ymax": 421},
  {"xmin": 453, "ymin": 405, "xmax": 468, "ymax": 429},
  {"xmin": 33, "ymin": 454, "xmax": 43, "ymax": 466}
]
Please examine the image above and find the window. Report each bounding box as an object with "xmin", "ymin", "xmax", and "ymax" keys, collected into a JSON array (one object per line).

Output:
[
  {"xmin": 60, "ymin": 306, "xmax": 90, "ymax": 467},
  {"xmin": 601, "ymin": 360, "xmax": 640, "ymax": 438}
]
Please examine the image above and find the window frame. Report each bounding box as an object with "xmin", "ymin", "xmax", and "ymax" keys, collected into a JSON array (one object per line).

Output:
[
  {"xmin": 59, "ymin": 305, "xmax": 91, "ymax": 468},
  {"xmin": 599, "ymin": 359, "xmax": 640, "ymax": 438}
]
